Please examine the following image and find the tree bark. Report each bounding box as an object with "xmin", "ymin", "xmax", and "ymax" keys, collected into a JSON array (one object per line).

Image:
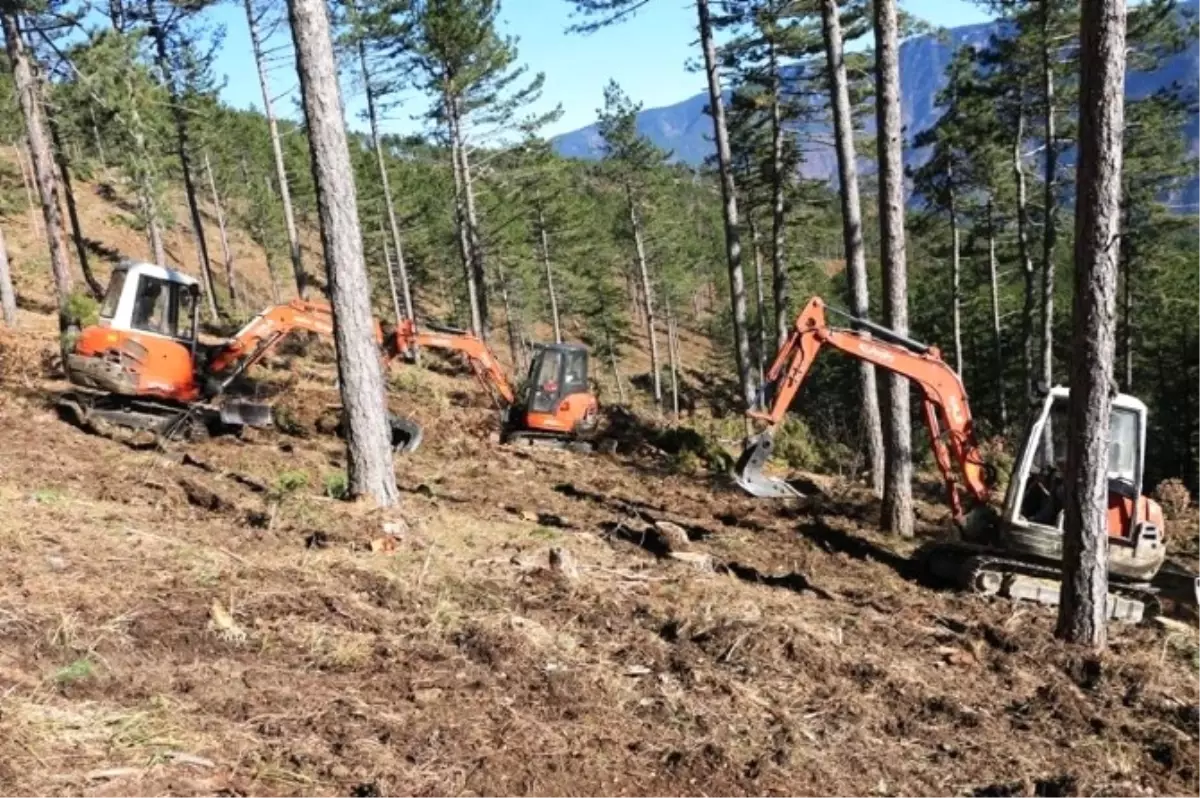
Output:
[
  {"xmin": 145, "ymin": 0, "xmax": 219, "ymax": 322},
  {"xmin": 748, "ymin": 215, "xmax": 768, "ymax": 385},
  {"xmin": 627, "ymin": 183, "xmax": 662, "ymax": 406},
  {"xmin": 696, "ymin": 0, "xmax": 755, "ymax": 412},
  {"xmin": 1056, "ymin": 0, "xmax": 1126, "ymax": 650},
  {"xmin": 1039, "ymin": 0, "xmax": 1059, "ymax": 400},
  {"xmin": 287, "ymin": 0, "xmax": 398, "ymax": 507},
  {"xmin": 1120, "ymin": 224, "xmax": 1133, "ymax": 390},
  {"xmin": 3, "ymin": 13, "xmax": 71, "ymax": 319},
  {"xmin": 0, "ymin": 225, "xmax": 17, "ymax": 326},
  {"xmin": 139, "ymin": 180, "xmax": 167, "ymax": 267},
  {"xmin": 664, "ymin": 286, "xmax": 680, "ymax": 418},
  {"xmin": 380, "ymin": 218, "xmax": 403, "ymax": 324},
  {"xmin": 11, "ymin": 141, "xmax": 39, "ymax": 241},
  {"xmin": 873, "ymin": 0, "xmax": 914, "ymax": 538},
  {"xmin": 355, "ymin": 16, "xmax": 415, "ymax": 324},
  {"xmin": 245, "ymin": 0, "xmax": 306, "ymax": 298},
  {"xmin": 767, "ymin": 36, "xmax": 788, "ymax": 350},
  {"xmin": 821, "ymin": 0, "xmax": 885, "ymax": 495},
  {"xmin": 47, "ymin": 114, "xmax": 102, "ymax": 298},
  {"xmin": 447, "ymin": 115, "xmax": 483, "ymax": 337},
  {"xmin": 535, "ymin": 196, "xmax": 562, "ymax": 343},
  {"xmin": 494, "ymin": 257, "xmax": 524, "ymax": 375},
  {"xmin": 948, "ymin": 166, "xmax": 963, "ymax": 376},
  {"xmin": 204, "ymin": 151, "xmax": 237, "ymax": 310},
  {"xmin": 126, "ymin": 79, "xmax": 166, "ymax": 267},
  {"xmin": 987, "ymin": 197, "xmax": 1009, "ymax": 429},
  {"xmin": 1013, "ymin": 85, "xmax": 1038, "ymax": 401},
  {"xmin": 448, "ymin": 95, "xmax": 488, "ymax": 337}
]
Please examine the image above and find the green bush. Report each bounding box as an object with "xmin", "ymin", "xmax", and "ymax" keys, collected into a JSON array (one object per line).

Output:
[
  {"xmin": 771, "ymin": 417, "xmax": 823, "ymax": 471},
  {"xmin": 323, "ymin": 471, "xmax": 349, "ymax": 500},
  {"xmin": 276, "ymin": 469, "xmax": 310, "ymax": 495},
  {"xmin": 654, "ymin": 425, "xmax": 733, "ymax": 475},
  {"xmin": 63, "ymin": 291, "xmax": 99, "ymax": 328}
]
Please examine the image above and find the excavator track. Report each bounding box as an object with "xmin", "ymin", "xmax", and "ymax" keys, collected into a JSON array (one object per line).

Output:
[{"xmin": 919, "ymin": 541, "xmax": 1160, "ymax": 623}]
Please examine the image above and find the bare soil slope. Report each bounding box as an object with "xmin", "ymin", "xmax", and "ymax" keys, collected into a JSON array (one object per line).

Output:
[{"xmin": 0, "ymin": 318, "xmax": 1196, "ymax": 797}]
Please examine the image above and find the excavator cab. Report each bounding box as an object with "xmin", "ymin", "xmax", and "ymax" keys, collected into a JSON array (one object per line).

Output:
[
  {"xmin": 504, "ymin": 344, "xmax": 599, "ymax": 444},
  {"xmin": 67, "ymin": 262, "xmax": 204, "ymax": 402},
  {"xmin": 996, "ymin": 386, "xmax": 1166, "ymax": 582}
]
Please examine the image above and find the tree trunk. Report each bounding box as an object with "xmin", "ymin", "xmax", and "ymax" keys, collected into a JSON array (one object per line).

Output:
[
  {"xmin": 873, "ymin": 0, "xmax": 914, "ymax": 538},
  {"xmin": 47, "ymin": 115, "xmax": 102, "ymax": 298},
  {"xmin": 696, "ymin": 0, "xmax": 755, "ymax": 412},
  {"xmin": 380, "ymin": 218, "xmax": 403, "ymax": 324},
  {"xmin": 822, "ymin": 0, "xmax": 884, "ymax": 495},
  {"xmin": 145, "ymin": 0, "xmax": 219, "ymax": 322},
  {"xmin": 204, "ymin": 151, "xmax": 237, "ymax": 310},
  {"xmin": 11, "ymin": 141, "xmax": 39, "ymax": 241},
  {"xmin": 3, "ymin": 13, "xmax": 71, "ymax": 320},
  {"xmin": 447, "ymin": 115, "xmax": 483, "ymax": 337},
  {"xmin": 627, "ymin": 183, "xmax": 662, "ymax": 407},
  {"xmin": 0, "ymin": 225, "xmax": 17, "ymax": 325},
  {"xmin": 604, "ymin": 324, "xmax": 626, "ymax": 404},
  {"xmin": 949, "ymin": 170, "xmax": 963, "ymax": 376},
  {"xmin": 355, "ymin": 15, "xmax": 415, "ymax": 324},
  {"xmin": 1040, "ymin": 0, "xmax": 1058, "ymax": 402},
  {"xmin": 748, "ymin": 215, "xmax": 768, "ymax": 385},
  {"xmin": 1056, "ymin": 0, "xmax": 1127, "ymax": 650},
  {"xmin": 495, "ymin": 259, "xmax": 524, "ymax": 375},
  {"xmin": 287, "ymin": 0, "xmax": 398, "ymax": 507},
  {"xmin": 1120, "ymin": 220, "xmax": 1133, "ymax": 390},
  {"xmin": 535, "ymin": 196, "xmax": 562, "ymax": 343},
  {"xmin": 449, "ymin": 95, "xmax": 488, "ymax": 338},
  {"xmin": 1013, "ymin": 85, "xmax": 1038, "ymax": 401},
  {"xmin": 139, "ymin": 180, "xmax": 166, "ymax": 266},
  {"xmin": 89, "ymin": 107, "xmax": 105, "ymax": 167},
  {"xmin": 126, "ymin": 81, "xmax": 165, "ymax": 267},
  {"xmin": 664, "ymin": 287, "xmax": 680, "ymax": 418},
  {"xmin": 987, "ymin": 197, "xmax": 1009, "ymax": 429},
  {"xmin": 245, "ymin": 0, "xmax": 306, "ymax": 298},
  {"xmin": 767, "ymin": 36, "xmax": 788, "ymax": 350}
]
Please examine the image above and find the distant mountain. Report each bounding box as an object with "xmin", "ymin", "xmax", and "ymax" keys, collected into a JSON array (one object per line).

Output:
[{"xmin": 551, "ymin": 4, "xmax": 1199, "ymax": 204}]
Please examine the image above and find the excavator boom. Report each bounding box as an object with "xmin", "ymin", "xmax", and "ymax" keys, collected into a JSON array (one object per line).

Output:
[
  {"xmin": 387, "ymin": 319, "xmax": 516, "ymax": 407},
  {"xmin": 735, "ymin": 297, "xmax": 991, "ymax": 521}
]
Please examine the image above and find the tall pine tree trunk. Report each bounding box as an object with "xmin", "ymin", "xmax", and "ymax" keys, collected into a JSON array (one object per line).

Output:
[
  {"xmin": 1012, "ymin": 86, "xmax": 1037, "ymax": 400},
  {"xmin": 287, "ymin": 0, "xmax": 397, "ymax": 506},
  {"xmin": 874, "ymin": 0, "xmax": 914, "ymax": 538},
  {"xmin": 627, "ymin": 183, "xmax": 662, "ymax": 407},
  {"xmin": 987, "ymin": 197, "xmax": 1009, "ymax": 429},
  {"xmin": 664, "ymin": 286, "xmax": 680, "ymax": 418},
  {"xmin": 949, "ymin": 169, "xmax": 963, "ymax": 375},
  {"xmin": 126, "ymin": 81, "xmax": 165, "ymax": 267},
  {"xmin": 822, "ymin": 0, "xmax": 884, "ymax": 495},
  {"xmin": 11, "ymin": 141, "xmax": 40, "ymax": 242},
  {"xmin": 3, "ymin": 13, "xmax": 71, "ymax": 321},
  {"xmin": 380, "ymin": 218, "xmax": 403, "ymax": 324},
  {"xmin": 494, "ymin": 257, "xmax": 524, "ymax": 374},
  {"xmin": 245, "ymin": 0, "xmax": 306, "ymax": 298},
  {"xmin": 697, "ymin": 0, "xmax": 755, "ymax": 411},
  {"xmin": 749, "ymin": 215, "xmax": 768, "ymax": 384},
  {"xmin": 535, "ymin": 197, "xmax": 562, "ymax": 343},
  {"xmin": 204, "ymin": 151, "xmax": 237, "ymax": 310},
  {"xmin": 767, "ymin": 37, "xmax": 788, "ymax": 349},
  {"xmin": 0, "ymin": 225, "xmax": 17, "ymax": 326},
  {"xmin": 355, "ymin": 15, "xmax": 415, "ymax": 324},
  {"xmin": 1039, "ymin": 0, "xmax": 1058, "ymax": 394},
  {"xmin": 47, "ymin": 115, "xmax": 101, "ymax": 297},
  {"xmin": 1057, "ymin": 0, "xmax": 1126, "ymax": 650},
  {"xmin": 447, "ymin": 112, "xmax": 483, "ymax": 337},
  {"xmin": 145, "ymin": 0, "xmax": 219, "ymax": 321},
  {"xmin": 449, "ymin": 96, "xmax": 488, "ymax": 337},
  {"xmin": 1120, "ymin": 214, "xmax": 1133, "ymax": 389}
]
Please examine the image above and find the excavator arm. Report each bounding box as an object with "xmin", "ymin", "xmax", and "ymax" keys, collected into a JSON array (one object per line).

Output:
[
  {"xmin": 206, "ymin": 299, "xmax": 338, "ymax": 379},
  {"xmin": 386, "ymin": 319, "xmax": 516, "ymax": 407},
  {"xmin": 735, "ymin": 296, "xmax": 992, "ymax": 522}
]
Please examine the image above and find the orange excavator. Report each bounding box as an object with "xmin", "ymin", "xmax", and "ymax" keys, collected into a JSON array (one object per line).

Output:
[
  {"xmin": 57, "ymin": 261, "xmax": 423, "ymax": 450},
  {"xmin": 736, "ymin": 296, "xmax": 1170, "ymax": 621},
  {"xmin": 386, "ymin": 319, "xmax": 602, "ymax": 449}
]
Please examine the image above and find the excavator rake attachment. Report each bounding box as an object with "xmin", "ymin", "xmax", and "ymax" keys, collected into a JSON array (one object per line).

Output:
[
  {"xmin": 389, "ymin": 414, "xmax": 424, "ymax": 454},
  {"xmin": 733, "ymin": 432, "xmax": 804, "ymax": 499}
]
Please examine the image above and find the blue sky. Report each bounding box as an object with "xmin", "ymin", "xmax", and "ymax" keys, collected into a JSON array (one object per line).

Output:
[{"xmin": 211, "ymin": 0, "xmax": 992, "ymax": 140}]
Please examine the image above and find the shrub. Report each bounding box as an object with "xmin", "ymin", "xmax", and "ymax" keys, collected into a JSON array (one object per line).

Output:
[
  {"xmin": 323, "ymin": 471, "xmax": 349, "ymax": 500},
  {"xmin": 1154, "ymin": 478, "xmax": 1192, "ymax": 521},
  {"xmin": 771, "ymin": 417, "xmax": 823, "ymax": 471},
  {"xmin": 63, "ymin": 291, "xmax": 99, "ymax": 328},
  {"xmin": 276, "ymin": 469, "xmax": 310, "ymax": 495}
]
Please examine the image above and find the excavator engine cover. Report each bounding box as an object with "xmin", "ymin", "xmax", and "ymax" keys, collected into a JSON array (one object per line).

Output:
[{"xmin": 734, "ymin": 432, "xmax": 804, "ymax": 498}]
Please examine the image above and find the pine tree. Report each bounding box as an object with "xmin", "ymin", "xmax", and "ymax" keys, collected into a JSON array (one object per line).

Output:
[
  {"xmin": 1056, "ymin": 0, "xmax": 1127, "ymax": 650},
  {"xmin": 287, "ymin": 0, "xmax": 399, "ymax": 506}
]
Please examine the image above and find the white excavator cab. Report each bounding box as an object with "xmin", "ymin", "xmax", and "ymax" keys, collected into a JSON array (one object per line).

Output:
[
  {"xmin": 95, "ymin": 262, "xmax": 202, "ymax": 344},
  {"xmin": 996, "ymin": 385, "xmax": 1165, "ymax": 582}
]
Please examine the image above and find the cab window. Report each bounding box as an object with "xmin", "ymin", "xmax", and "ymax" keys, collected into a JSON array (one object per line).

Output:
[
  {"xmin": 563, "ymin": 350, "xmax": 587, "ymax": 394},
  {"xmin": 99, "ymin": 269, "xmax": 127, "ymax": 319},
  {"xmin": 534, "ymin": 350, "xmax": 562, "ymax": 389},
  {"xmin": 176, "ymin": 286, "xmax": 196, "ymax": 341},
  {"xmin": 131, "ymin": 276, "xmax": 171, "ymax": 334}
]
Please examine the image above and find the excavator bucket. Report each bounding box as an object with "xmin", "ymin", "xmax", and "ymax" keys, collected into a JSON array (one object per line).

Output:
[
  {"xmin": 220, "ymin": 400, "xmax": 273, "ymax": 428},
  {"xmin": 389, "ymin": 414, "xmax": 424, "ymax": 454},
  {"xmin": 733, "ymin": 431, "xmax": 804, "ymax": 499}
]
